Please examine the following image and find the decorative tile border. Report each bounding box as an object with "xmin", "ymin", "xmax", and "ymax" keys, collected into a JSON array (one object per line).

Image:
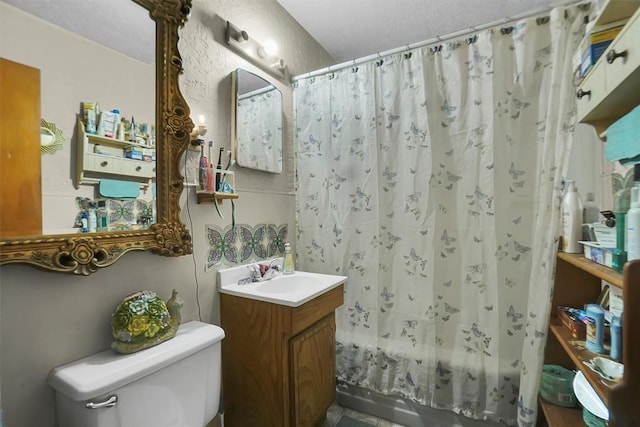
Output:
[{"xmin": 205, "ymin": 223, "xmax": 288, "ymax": 270}]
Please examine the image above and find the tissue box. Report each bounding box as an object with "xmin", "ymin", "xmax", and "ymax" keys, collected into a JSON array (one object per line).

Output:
[
  {"xmin": 124, "ymin": 146, "xmax": 143, "ymax": 161},
  {"xmin": 580, "ymin": 241, "xmax": 614, "ymax": 268}
]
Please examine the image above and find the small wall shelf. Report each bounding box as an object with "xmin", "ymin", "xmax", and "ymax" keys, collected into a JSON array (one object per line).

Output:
[{"xmin": 196, "ymin": 191, "xmax": 239, "ymax": 204}]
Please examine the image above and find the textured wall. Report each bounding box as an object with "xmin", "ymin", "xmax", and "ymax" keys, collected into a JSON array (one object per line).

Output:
[{"xmin": 0, "ymin": 0, "xmax": 333, "ymax": 425}]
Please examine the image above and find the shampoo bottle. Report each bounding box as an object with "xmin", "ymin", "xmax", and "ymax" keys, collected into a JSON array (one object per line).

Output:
[
  {"xmin": 283, "ymin": 243, "xmax": 294, "ymax": 275},
  {"xmin": 562, "ymin": 180, "xmax": 584, "ymax": 253}
]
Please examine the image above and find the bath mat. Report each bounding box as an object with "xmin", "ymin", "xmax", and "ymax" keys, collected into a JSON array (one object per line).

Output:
[{"xmin": 336, "ymin": 415, "xmax": 376, "ymax": 427}]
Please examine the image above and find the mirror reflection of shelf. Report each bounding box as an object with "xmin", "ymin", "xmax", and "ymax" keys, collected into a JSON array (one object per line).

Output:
[
  {"xmin": 196, "ymin": 191, "xmax": 239, "ymax": 204},
  {"xmin": 76, "ymin": 119, "xmax": 155, "ymax": 191}
]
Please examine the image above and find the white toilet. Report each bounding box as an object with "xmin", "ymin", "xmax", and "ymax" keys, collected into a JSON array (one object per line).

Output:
[{"xmin": 48, "ymin": 321, "xmax": 225, "ymax": 427}]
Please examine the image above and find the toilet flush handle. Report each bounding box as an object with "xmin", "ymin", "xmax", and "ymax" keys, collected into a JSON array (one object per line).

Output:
[{"xmin": 85, "ymin": 395, "xmax": 118, "ymax": 409}]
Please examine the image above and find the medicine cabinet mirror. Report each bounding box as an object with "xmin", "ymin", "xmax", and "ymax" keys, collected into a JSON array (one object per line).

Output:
[
  {"xmin": 231, "ymin": 68, "xmax": 283, "ymax": 174},
  {"xmin": 0, "ymin": 0, "xmax": 194, "ymax": 275}
]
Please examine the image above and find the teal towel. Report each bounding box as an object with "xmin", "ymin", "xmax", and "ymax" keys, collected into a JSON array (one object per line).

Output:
[
  {"xmin": 99, "ymin": 179, "xmax": 140, "ymax": 199},
  {"xmin": 605, "ymin": 105, "xmax": 640, "ymax": 166}
]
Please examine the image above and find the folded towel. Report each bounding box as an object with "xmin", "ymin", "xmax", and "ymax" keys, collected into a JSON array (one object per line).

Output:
[
  {"xmin": 605, "ymin": 105, "xmax": 640, "ymax": 166},
  {"xmin": 99, "ymin": 179, "xmax": 139, "ymax": 199}
]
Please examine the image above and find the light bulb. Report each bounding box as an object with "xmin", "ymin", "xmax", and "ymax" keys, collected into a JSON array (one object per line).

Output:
[{"xmin": 198, "ymin": 115, "xmax": 206, "ymax": 125}]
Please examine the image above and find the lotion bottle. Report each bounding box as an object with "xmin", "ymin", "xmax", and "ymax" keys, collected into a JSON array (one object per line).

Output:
[
  {"xmin": 88, "ymin": 208, "xmax": 97, "ymax": 233},
  {"xmin": 627, "ymin": 186, "xmax": 640, "ymax": 261},
  {"xmin": 283, "ymin": 243, "xmax": 294, "ymax": 275},
  {"xmin": 562, "ymin": 180, "xmax": 583, "ymax": 253}
]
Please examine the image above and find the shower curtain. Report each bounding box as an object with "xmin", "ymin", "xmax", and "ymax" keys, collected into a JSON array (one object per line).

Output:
[{"xmin": 294, "ymin": 5, "xmax": 587, "ymax": 426}]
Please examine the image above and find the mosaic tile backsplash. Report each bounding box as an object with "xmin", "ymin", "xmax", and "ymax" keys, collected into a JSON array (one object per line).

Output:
[{"xmin": 205, "ymin": 223, "xmax": 288, "ymax": 270}]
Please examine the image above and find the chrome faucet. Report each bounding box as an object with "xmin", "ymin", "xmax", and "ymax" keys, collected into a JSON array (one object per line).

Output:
[{"xmin": 239, "ymin": 260, "xmax": 283, "ymax": 284}]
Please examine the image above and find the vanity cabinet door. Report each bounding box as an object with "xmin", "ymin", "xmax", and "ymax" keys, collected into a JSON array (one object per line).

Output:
[{"xmin": 290, "ymin": 314, "xmax": 336, "ymax": 427}]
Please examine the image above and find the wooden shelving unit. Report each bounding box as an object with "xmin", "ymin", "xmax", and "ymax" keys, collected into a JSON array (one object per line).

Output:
[
  {"xmin": 539, "ymin": 396, "xmax": 584, "ymax": 426},
  {"xmin": 541, "ymin": 256, "xmax": 640, "ymax": 426},
  {"xmin": 557, "ymin": 252, "xmax": 622, "ymax": 288}
]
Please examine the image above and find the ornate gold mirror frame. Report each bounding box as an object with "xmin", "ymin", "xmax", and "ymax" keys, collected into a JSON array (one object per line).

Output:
[{"xmin": 0, "ymin": 0, "xmax": 194, "ymax": 275}]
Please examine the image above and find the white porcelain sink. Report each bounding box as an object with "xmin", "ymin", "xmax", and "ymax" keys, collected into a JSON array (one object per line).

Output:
[
  {"xmin": 217, "ymin": 260, "xmax": 347, "ymax": 307},
  {"xmin": 256, "ymin": 274, "xmax": 322, "ymax": 294}
]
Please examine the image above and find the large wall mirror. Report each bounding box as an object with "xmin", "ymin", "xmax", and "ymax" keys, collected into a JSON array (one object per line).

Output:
[
  {"xmin": 231, "ymin": 68, "xmax": 283, "ymax": 174},
  {"xmin": 0, "ymin": 0, "xmax": 194, "ymax": 275}
]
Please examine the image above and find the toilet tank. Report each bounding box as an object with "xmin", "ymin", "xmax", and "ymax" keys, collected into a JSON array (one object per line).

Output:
[{"xmin": 48, "ymin": 321, "xmax": 224, "ymax": 427}]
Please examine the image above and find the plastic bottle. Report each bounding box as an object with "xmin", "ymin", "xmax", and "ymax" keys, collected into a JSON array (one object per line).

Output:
[
  {"xmin": 627, "ymin": 186, "xmax": 640, "ymax": 261},
  {"xmin": 283, "ymin": 243, "xmax": 294, "ymax": 275},
  {"xmin": 585, "ymin": 304, "xmax": 604, "ymax": 354},
  {"xmin": 610, "ymin": 315, "xmax": 622, "ymax": 361},
  {"xmin": 612, "ymin": 190, "xmax": 629, "ymax": 272},
  {"xmin": 80, "ymin": 212, "xmax": 88, "ymax": 233},
  {"xmin": 562, "ymin": 180, "xmax": 584, "ymax": 253},
  {"xmin": 206, "ymin": 163, "xmax": 215, "ymax": 192},
  {"xmin": 88, "ymin": 208, "xmax": 97, "ymax": 233},
  {"xmin": 199, "ymin": 145, "xmax": 207, "ymax": 191},
  {"xmin": 583, "ymin": 192, "xmax": 599, "ymax": 224}
]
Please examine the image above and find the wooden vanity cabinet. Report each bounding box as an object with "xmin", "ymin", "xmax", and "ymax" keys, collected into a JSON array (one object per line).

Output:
[{"xmin": 220, "ymin": 285, "xmax": 343, "ymax": 427}]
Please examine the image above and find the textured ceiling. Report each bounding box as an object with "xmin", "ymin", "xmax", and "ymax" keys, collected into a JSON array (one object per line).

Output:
[
  {"xmin": 4, "ymin": 0, "xmax": 562, "ymax": 66},
  {"xmin": 277, "ymin": 0, "xmax": 560, "ymax": 62},
  {"xmin": 1, "ymin": 0, "xmax": 154, "ymax": 64}
]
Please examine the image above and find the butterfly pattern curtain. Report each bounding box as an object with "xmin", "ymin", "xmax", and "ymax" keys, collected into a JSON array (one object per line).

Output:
[
  {"xmin": 294, "ymin": 6, "xmax": 586, "ymax": 426},
  {"xmin": 236, "ymin": 88, "xmax": 283, "ymax": 173}
]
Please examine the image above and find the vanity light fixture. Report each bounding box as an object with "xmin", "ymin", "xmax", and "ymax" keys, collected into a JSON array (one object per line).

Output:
[
  {"xmin": 225, "ymin": 21, "xmax": 287, "ymax": 80},
  {"xmin": 190, "ymin": 114, "xmax": 207, "ymax": 146}
]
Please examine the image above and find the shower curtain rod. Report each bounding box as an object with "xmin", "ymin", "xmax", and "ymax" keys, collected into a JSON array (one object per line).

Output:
[{"xmin": 292, "ymin": 0, "xmax": 588, "ymax": 83}]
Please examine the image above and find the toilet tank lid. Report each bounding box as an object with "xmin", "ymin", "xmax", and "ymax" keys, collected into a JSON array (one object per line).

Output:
[{"xmin": 48, "ymin": 321, "xmax": 224, "ymax": 401}]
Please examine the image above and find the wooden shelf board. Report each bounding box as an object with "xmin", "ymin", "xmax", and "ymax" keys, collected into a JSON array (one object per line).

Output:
[
  {"xmin": 557, "ymin": 252, "xmax": 623, "ymax": 288},
  {"xmin": 538, "ymin": 395, "xmax": 584, "ymax": 426},
  {"xmin": 196, "ymin": 191, "xmax": 239, "ymax": 204},
  {"xmin": 550, "ymin": 322, "xmax": 620, "ymax": 407},
  {"xmin": 594, "ymin": 0, "xmax": 640, "ymax": 27}
]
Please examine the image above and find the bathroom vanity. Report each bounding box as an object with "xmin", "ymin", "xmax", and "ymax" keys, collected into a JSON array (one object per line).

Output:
[{"xmin": 218, "ymin": 266, "xmax": 345, "ymax": 426}]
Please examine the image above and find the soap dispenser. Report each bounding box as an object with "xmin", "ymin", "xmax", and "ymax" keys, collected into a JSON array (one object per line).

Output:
[{"xmin": 283, "ymin": 243, "xmax": 294, "ymax": 275}]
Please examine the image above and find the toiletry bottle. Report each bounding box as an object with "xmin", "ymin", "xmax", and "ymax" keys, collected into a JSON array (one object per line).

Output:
[
  {"xmin": 612, "ymin": 190, "xmax": 629, "ymax": 272},
  {"xmin": 80, "ymin": 211, "xmax": 88, "ymax": 233},
  {"xmin": 585, "ymin": 304, "xmax": 605, "ymax": 354},
  {"xmin": 88, "ymin": 207, "xmax": 97, "ymax": 233},
  {"xmin": 283, "ymin": 243, "xmax": 294, "ymax": 275},
  {"xmin": 627, "ymin": 186, "xmax": 640, "ymax": 261},
  {"xmin": 562, "ymin": 180, "xmax": 584, "ymax": 253},
  {"xmin": 206, "ymin": 163, "xmax": 215, "ymax": 192},
  {"xmin": 199, "ymin": 145, "xmax": 207, "ymax": 191},
  {"xmin": 610, "ymin": 314, "xmax": 622, "ymax": 361},
  {"xmin": 583, "ymin": 192, "xmax": 599, "ymax": 224}
]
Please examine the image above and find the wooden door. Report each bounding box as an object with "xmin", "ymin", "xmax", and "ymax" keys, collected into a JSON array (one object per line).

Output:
[
  {"xmin": 0, "ymin": 58, "xmax": 42, "ymax": 238},
  {"xmin": 290, "ymin": 314, "xmax": 336, "ymax": 427}
]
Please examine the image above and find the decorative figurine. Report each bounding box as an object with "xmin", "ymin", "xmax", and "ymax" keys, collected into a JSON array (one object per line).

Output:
[{"xmin": 111, "ymin": 289, "xmax": 183, "ymax": 354}]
